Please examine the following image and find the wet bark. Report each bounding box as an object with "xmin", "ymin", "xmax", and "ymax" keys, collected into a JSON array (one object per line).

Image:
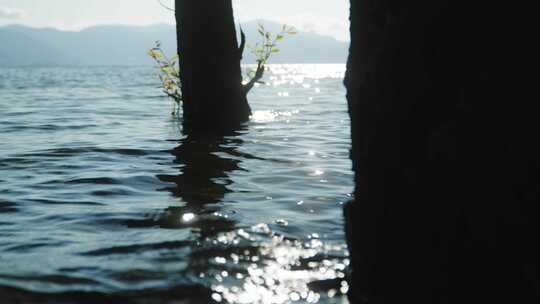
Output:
[
  {"xmin": 175, "ymin": 0, "xmax": 251, "ymax": 133},
  {"xmin": 345, "ymin": 1, "xmax": 539, "ymax": 303}
]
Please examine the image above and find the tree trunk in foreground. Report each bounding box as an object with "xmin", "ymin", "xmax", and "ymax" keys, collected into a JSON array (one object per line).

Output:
[
  {"xmin": 345, "ymin": 1, "xmax": 539, "ymax": 303},
  {"xmin": 175, "ymin": 0, "xmax": 250, "ymax": 133}
]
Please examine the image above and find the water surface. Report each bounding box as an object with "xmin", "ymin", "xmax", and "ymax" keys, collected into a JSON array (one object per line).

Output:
[{"xmin": 0, "ymin": 64, "xmax": 352, "ymax": 303}]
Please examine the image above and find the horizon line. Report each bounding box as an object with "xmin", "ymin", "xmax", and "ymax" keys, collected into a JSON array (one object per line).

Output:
[{"xmin": 0, "ymin": 20, "xmax": 350, "ymax": 42}]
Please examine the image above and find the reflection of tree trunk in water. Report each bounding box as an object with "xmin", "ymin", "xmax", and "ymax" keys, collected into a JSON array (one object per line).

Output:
[
  {"xmin": 155, "ymin": 133, "xmax": 243, "ymax": 236},
  {"xmin": 154, "ymin": 129, "xmax": 264, "ymax": 233},
  {"xmin": 175, "ymin": 0, "xmax": 251, "ymax": 133},
  {"xmin": 345, "ymin": 1, "xmax": 539, "ymax": 303},
  {"xmin": 155, "ymin": 130, "xmax": 265, "ymax": 281}
]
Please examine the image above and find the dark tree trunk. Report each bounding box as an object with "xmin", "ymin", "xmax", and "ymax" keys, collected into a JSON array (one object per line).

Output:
[
  {"xmin": 345, "ymin": 1, "xmax": 539, "ymax": 303},
  {"xmin": 175, "ymin": 0, "xmax": 250, "ymax": 133}
]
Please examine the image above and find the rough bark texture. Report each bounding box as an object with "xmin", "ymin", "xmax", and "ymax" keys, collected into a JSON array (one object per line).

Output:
[
  {"xmin": 176, "ymin": 0, "xmax": 250, "ymax": 133},
  {"xmin": 345, "ymin": 1, "xmax": 539, "ymax": 303}
]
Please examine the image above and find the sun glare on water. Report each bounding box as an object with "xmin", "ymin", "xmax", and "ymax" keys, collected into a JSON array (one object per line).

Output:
[{"xmin": 205, "ymin": 223, "xmax": 349, "ymax": 304}]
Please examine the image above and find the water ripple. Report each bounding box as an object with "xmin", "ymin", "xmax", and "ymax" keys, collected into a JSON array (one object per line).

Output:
[
  {"xmin": 81, "ymin": 241, "xmax": 193, "ymax": 257},
  {"xmin": 0, "ymin": 65, "xmax": 353, "ymax": 303}
]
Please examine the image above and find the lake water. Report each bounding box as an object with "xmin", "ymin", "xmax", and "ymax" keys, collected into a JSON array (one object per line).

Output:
[{"xmin": 0, "ymin": 65, "xmax": 353, "ymax": 303}]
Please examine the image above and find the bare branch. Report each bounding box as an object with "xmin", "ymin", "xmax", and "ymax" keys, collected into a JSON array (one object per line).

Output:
[
  {"xmin": 238, "ymin": 25, "xmax": 246, "ymax": 60},
  {"xmin": 157, "ymin": 0, "xmax": 175, "ymax": 12},
  {"xmin": 242, "ymin": 61, "xmax": 265, "ymax": 95}
]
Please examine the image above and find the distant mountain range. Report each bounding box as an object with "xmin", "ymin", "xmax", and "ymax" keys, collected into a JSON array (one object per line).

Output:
[{"xmin": 0, "ymin": 20, "xmax": 348, "ymax": 66}]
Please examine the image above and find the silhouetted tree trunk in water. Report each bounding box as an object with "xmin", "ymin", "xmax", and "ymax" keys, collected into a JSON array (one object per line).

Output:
[
  {"xmin": 345, "ymin": 1, "xmax": 538, "ymax": 303},
  {"xmin": 175, "ymin": 0, "xmax": 250, "ymax": 132}
]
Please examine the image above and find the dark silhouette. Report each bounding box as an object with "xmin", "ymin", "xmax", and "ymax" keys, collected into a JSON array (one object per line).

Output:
[
  {"xmin": 175, "ymin": 0, "xmax": 256, "ymax": 132},
  {"xmin": 344, "ymin": 1, "xmax": 539, "ymax": 303}
]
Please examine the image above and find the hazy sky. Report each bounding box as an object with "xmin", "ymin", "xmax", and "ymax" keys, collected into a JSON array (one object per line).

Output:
[{"xmin": 0, "ymin": 0, "xmax": 350, "ymax": 41}]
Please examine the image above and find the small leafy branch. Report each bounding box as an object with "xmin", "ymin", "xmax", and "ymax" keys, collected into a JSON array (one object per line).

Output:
[
  {"xmin": 242, "ymin": 24, "xmax": 297, "ymax": 93},
  {"xmin": 148, "ymin": 41, "xmax": 182, "ymax": 115},
  {"xmin": 251, "ymin": 24, "xmax": 297, "ymax": 67},
  {"xmin": 148, "ymin": 23, "xmax": 296, "ymax": 115}
]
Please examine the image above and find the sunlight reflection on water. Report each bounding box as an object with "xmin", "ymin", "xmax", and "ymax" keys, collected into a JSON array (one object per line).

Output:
[
  {"xmin": 250, "ymin": 109, "xmax": 299, "ymax": 123},
  {"xmin": 206, "ymin": 223, "xmax": 349, "ymax": 304}
]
